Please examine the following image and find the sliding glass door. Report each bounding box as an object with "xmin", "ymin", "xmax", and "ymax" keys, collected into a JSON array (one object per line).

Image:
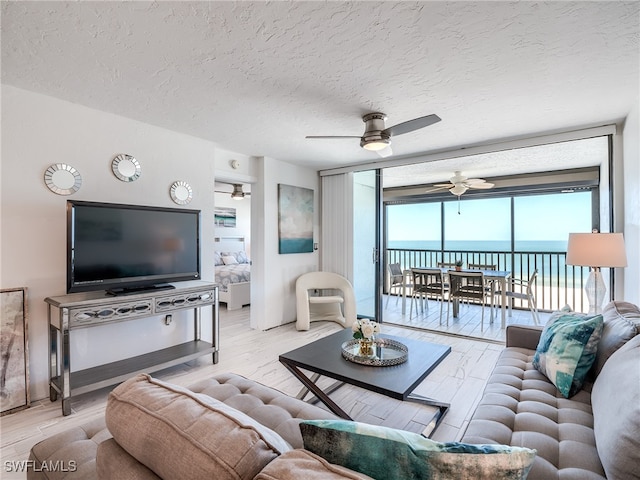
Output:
[{"xmin": 353, "ymin": 170, "xmax": 383, "ymax": 320}]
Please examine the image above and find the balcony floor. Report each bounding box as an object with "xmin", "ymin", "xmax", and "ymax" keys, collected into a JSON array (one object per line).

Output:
[{"xmin": 382, "ymin": 294, "xmax": 551, "ymax": 343}]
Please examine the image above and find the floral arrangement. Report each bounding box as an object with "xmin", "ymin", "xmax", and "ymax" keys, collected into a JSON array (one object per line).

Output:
[
  {"xmin": 352, "ymin": 318, "xmax": 381, "ymax": 341},
  {"xmin": 455, "ymin": 259, "xmax": 464, "ymax": 267}
]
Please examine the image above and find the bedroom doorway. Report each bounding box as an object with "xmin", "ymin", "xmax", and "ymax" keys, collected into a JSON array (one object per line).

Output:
[{"xmin": 214, "ymin": 181, "xmax": 252, "ymax": 311}]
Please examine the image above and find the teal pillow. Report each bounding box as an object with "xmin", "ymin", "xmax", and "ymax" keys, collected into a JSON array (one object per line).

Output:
[
  {"xmin": 300, "ymin": 420, "xmax": 536, "ymax": 480},
  {"xmin": 533, "ymin": 311, "xmax": 604, "ymax": 398}
]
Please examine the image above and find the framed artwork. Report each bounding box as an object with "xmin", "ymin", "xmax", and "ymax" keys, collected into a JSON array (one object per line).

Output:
[
  {"xmin": 214, "ymin": 206, "xmax": 237, "ymax": 227},
  {"xmin": 278, "ymin": 184, "xmax": 314, "ymax": 254},
  {"xmin": 1, "ymin": 287, "xmax": 29, "ymax": 415}
]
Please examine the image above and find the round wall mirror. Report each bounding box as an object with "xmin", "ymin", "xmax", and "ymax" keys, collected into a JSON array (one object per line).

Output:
[
  {"xmin": 112, "ymin": 154, "xmax": 141, "ymax": 182},
  {"xmin": 44, "ymin": 164, "xmax": 82, "ymax": 195},
  {"xmin": 170, "ymin": 181, "xmax": 193, "ymax": 205}
]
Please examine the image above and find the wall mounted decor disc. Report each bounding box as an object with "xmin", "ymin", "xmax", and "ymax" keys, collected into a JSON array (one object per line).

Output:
[
  {"xmin": 112, "ymin": 154, "xmax": 141, "ymax": 182},
  {"xmin": 44, "ymin": 163, "xmax": 82, "ymax": 195},
  {"xmin": 170, "ymin": 181, "xmax": 193, "ymax": 205}
]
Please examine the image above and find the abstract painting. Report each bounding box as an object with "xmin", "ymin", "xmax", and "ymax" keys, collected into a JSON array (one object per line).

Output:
[
  {"xmin": 278, "ymin": 184, "xmax": 314, "ymax": 254},
  {"xmin": 214, "ymin": 207, "xmax": 237, "ymax": 227},
  {"xmin": 1, "ymin": 288, "xmax": 29, "ymax": 415}
]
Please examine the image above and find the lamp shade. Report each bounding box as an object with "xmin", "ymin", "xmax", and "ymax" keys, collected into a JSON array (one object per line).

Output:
[{"xmin": 566, "ymin": 233, "xmax": 627, "ymax": 267}]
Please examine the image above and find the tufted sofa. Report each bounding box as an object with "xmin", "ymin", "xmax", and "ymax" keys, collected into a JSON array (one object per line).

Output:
[
  {"xmin": 461, "ymin": 301, "xmax": 640, "ymax": 480},
  {"xmin": 28, "ymin": 372, "xmax": 370, "ymax": 480},
  {"xmin": 28, "ymin": 301, "xmax": 640, "ymax": 480}
]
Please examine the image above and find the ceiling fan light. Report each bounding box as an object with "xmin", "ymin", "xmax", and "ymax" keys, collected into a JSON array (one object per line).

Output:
[
  {"xmin": 450, "ymin": 184, "xmax": 468, "ymax": 196},
  {"xmin": 361, "ymin": 137, "xmax": 390, "ymax": 151},
  {"xmin": 231, "ymin": 184, "xmax": 245, "ymax": 200}
]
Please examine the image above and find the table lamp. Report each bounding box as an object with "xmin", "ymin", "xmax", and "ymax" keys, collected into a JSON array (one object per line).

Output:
[{"xmin": 566, "ymin": 231, "xmax": 627, "ymax": 314}]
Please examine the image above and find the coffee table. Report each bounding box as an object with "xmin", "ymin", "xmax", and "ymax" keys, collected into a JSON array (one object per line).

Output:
[{"xmin": 279, "ymin": 329, "xmax": 451, "ymax": 436}]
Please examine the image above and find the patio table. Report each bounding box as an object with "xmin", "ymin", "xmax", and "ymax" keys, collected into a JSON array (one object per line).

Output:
[{"xmin": 401, "ymin": 268, "xmax": 511, "ymax": 328}]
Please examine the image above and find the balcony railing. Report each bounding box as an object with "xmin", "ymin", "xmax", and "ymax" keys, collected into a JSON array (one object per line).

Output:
[{"xmin": 386, "ymin": 248, "xmax": 593, "ymax": 313}]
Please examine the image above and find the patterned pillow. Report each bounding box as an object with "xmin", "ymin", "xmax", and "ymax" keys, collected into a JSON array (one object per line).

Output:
[
  {"xmin": 533, "ymin": 311, "xmax": 604, "ymax": 398},
  {"xmin": 236, "ymin": 251, "xmax": 249, "ymax": 264},
  {"xmin": 222, "ymin": 255, "xmax": 238, "ymax": 265},
  {"xmin": 214, "ymin": 252, "xmax": 224, "ymax": 266},
  {"xmin": 300, "ymin": 420, "xmax": 536, "ymax": 480}
]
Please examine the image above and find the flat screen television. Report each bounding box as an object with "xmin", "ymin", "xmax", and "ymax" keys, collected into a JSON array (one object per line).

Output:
[{"xmin": 67, "ymin": 200, "xmax": 201, "ymax": 295}]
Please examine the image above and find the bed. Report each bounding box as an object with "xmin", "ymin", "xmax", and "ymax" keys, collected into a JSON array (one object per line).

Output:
[{"xmin": 214, "ymin": 236, "xmax": 251, "ymax": 310}]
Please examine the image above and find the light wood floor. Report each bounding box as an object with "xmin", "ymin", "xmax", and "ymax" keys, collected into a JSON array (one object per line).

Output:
[{"xmin": 0, "ymin": 304, "xmax": 539, "ymax": 479}]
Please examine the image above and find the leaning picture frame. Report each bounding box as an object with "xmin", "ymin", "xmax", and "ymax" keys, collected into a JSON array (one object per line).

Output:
[{"xmin": 1, "ymin": 287, "xmax": 29, "ymax": 415}]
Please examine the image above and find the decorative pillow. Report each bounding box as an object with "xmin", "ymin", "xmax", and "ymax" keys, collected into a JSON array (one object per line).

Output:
[
  {"xmin": 222, "ymin": 255, "xmax": 239, "ymax": 265},
  {"xmin": 105, "ymin": 374, "xmax": 290, "ymax": 480},
  {"xmin": 532, "ymin": 311, "xmax": 604, "ymax": 398},
  {"xmin": 300, "ymin": 420, "xmax": 536, "ymax": 480},
  {"xmin": 214, "ymin": 251, "xmax": 224, "ymax": 266},
  {"xmin": 589, "ymin": 301, "xmax": 639, "ymax": 377},
  {"xmin": 591, "ymin": 334, "xmax": 640, "ymax": 480},
  {"xmin": 236, "ymin": 250, "xmax": 249, "ymax": 264},
  {"xmin": 256, "ymin": 449, "xmax": 374, "ymax": 480}
]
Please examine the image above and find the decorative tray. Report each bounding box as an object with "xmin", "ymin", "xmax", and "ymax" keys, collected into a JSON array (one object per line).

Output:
[{"xmin": 341, "ymin": 338, "xmax": 408, "ymax": 367}]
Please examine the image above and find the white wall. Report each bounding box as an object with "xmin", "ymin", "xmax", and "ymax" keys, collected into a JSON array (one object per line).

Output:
[
  {"xmin": 0, "ymin": 86, "xmax": 240, "ymax": 400},
  {"xmin": 250, "ymin": 157, "xmax": 320, "ymax": 330},
  {"xmin": 623, "ymin": 104, "xmax": 640, "ymax": 304}
]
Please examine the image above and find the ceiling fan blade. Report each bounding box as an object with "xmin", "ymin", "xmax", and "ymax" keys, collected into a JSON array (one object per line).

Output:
[
  {"xmin": 433, "ymin": 183, "xmax": 454, "ymax": 187},
  {"xmin": 305, "ymin": 135, "xmax": 361, "ymax": 139},
  {"xmin": 464, "ymin": 178, "xmax": 486, "ymax": 184},
  {"xmin": 467, "ymin": 182, "xmax": 494, "ymax": 189},
  {"xmin": 383, "ymin": 114, "xmax": 441, "ymax": 137},
  {"xmin": 376, "ymin": 145, "xmax": 393, "ymax": 158},
  {"xmin": 425, "ymin": 186, "xmax": 451, "ymax": 193}
]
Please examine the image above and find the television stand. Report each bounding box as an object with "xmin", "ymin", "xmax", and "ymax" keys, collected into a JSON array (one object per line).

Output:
[
  {"xmin": 106, "ymin": 283, "xmax": 175, "ymax": 296},
  {"xmin": 45, "ymin": 281, "xmax": 219, "ymax": 416}
]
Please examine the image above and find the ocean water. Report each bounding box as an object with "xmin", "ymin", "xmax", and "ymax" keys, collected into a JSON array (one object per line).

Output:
[
  {"xmin": 388, "ymin": 239, "xmax": 566, "ymax": 252},
  {"xmin": 387, "ymin": 239, "xmax": 576, "ymax": 286}
]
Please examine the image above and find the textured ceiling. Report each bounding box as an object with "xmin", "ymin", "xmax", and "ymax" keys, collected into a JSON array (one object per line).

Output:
[{"xmin": 2, "ymin": 1, "xmax": 639, "ymax": 180}]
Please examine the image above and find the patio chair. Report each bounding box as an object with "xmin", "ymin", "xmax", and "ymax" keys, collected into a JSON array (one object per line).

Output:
[
  {"xmin": 469, "ymin": 263, "xmax": 498, "ymax": 304},
  {"xmin": 295, "ymin": 271, "xmax": 357, "ymax": 331},
  {"xmin": 447, "ymin": 270, "xmax": 491, "ymax": 331},
  {"xmin": 409, "ymin": 268, "xmax": 448, "ymax": 323},
  {"xmin": 494, "ymin": 269, "xmax": 540, "ymax": 325},
  {"xmin": 468, "ymin": 263, "xmax": 497, "ymax": 271},
  {"xmin": 386, "ymin": 263, "xmax": 404, "ymax": 307}
]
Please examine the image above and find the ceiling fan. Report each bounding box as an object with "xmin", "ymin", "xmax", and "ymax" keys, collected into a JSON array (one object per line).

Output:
[
  {"xmin": 306, "ymin": 112, "xmax": 441, "ymax": 158},
  {"xmin": 215, "ymin": 183, "xmax": 249, "ymax": 201},
  {"xmin": 428, "ymin": 171, "xmax": 495, "ymax": 197}
]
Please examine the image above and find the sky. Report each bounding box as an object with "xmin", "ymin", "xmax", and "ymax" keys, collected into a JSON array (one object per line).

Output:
[{"xmin": 387, "ymin": 191, "xmax": 592, "ymax": 243}]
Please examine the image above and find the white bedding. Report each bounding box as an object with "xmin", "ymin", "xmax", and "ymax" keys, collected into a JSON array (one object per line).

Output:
[{"xmin": 215, "ymin": 263, "xmax": 251, "ymax": 293}]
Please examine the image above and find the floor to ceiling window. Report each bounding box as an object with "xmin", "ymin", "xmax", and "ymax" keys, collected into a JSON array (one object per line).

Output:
[
  {"xmin": 316, "ymin": 131, "xmax": 614, "ymax": 324},
  {"xmin": 385, "ymin": 180, "xmax": 598, "ymax": 313},
  {"xmin": 444, "ymin": 197, "xmax": 511, "ymax": 252},
  {"xmin": 387, "ymin": 202, "xmax": 441, "ymax": 251}
]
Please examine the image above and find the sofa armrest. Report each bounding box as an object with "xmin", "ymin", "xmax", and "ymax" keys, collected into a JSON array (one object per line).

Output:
[{"xmin": 505, "ymin": 324, "xmax": 544, "ymax": 350}]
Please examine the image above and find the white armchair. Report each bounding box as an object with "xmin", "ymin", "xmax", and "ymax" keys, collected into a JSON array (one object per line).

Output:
[{"xmin": 295, "ymin": 271, "xmax": 357, "ymax": 331}]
